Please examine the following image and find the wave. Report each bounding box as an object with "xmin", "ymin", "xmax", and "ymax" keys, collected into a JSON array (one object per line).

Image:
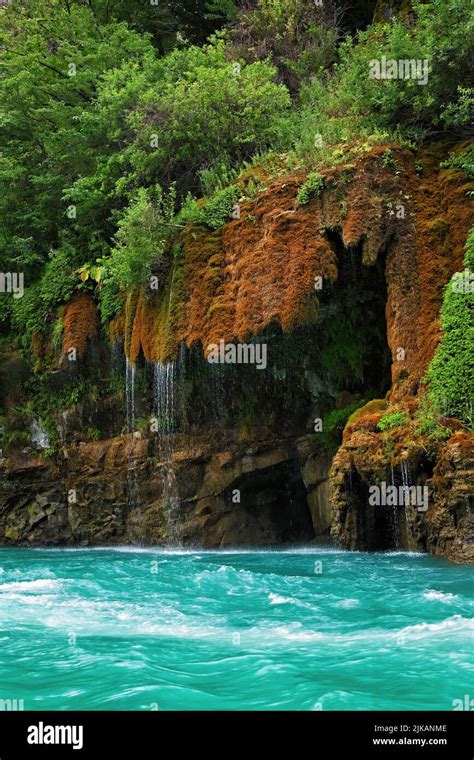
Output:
[{"xmin": 0, "ymin": 578, "xmax": 61, "ymax": 592}]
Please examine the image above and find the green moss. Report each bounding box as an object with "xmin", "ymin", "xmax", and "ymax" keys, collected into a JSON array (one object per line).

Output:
[
  {"xmin": 314, "ymin": 401, "xmax": 365, "ymax": 453},
  {"xmin": 415, "ymin": 397, "xmax": 452, "ymax": 442},
  {"xmin": 296, "ymin": 172, "xmax": 324, "ymax": 206},
  {"xmin": 346, "ymin": 398, "xmax": 387, "ymax": 427},
  {"xmin": 52, "ymin": 316, "xmax": 63, "ymax": 352},
  {"xmin": 4, "ymin": 526, "xmax": 20, "ymax": 541},
  {"xmin": 377, "ymin": 411, "xmax": 409, "ymax": 431},
  {"xmin": 426, "ymin": 227, "xmax": 474, "ymax": 426}
]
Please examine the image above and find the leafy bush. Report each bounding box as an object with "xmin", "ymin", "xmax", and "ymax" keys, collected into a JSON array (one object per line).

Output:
[
  {"xmin": 98, "ymin": 278, "xmax": 123, "ymax": 326},
  {"xmin": 84, "ymin": 36, "xmax": 291, "ymax": 203},
  {"xmin": 294, "ymin": 0, "xmax": 474, "ymax": 163},
  {"xmin": 230, "ymin": 0, "xmax": 340, "ymax": 91},
  {"xmin": 108, "ymin": 186, "xmax": 175, "ymax": 291},
  {"xmin": 10, "ymin": 287, "xmax": 45, "ymax": 341},
  {"xmin": 40, "ymin": 245, "xmax": 80, "ymax": 312},
  {"xmin": 178, "ymin": 185, "xmax": 241, "ymax": 230},
  {"xmin": 443, "ymin": 144, "xmax": 474, "ymax": 183},
  {"xmin": 199, "ymin": 161, "xmax": 240, "ymax": 197},
  {"xmin": 199, "ymin": 186, "xmax": 241, "ymax": 230},
  {"xmin": 415, "ymin": 397, "xmax": 452, "ymax": 442}
]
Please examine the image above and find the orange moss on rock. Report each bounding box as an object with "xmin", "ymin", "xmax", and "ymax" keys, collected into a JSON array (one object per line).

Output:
[
  {"xmin": 124, "ymin": 145, "xmax": 419, "ymax": 362},
  {"xmin": 121, "ymin": 139, "xmax": 472, "ymax": 399},
  {"xmin": 62, "ymin": 292, "xmax": 98, "ymax": 357},
  {"xmin": 402, "ymin": 141, "xmax": 474, "ymax": 395},
  {"xmin": 109, "ymin": 311, "xmax": 125, "ymax": 345}
]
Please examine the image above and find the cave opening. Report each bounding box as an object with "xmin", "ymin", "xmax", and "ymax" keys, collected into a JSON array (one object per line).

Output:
[
  {"xmin": 223, "ymin": 458, "xmax": 315, "ymax": 545},
  {"xmin": 346, "ymin": 469, "xmax": 408, "ymax": 552},
  {"xmin": 320, "ymin": 227, "xmax": 393, "ymax": 397}
]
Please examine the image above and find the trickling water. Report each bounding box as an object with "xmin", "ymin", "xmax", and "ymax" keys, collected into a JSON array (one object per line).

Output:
[
  {"xmin": 208, "ymin": 358, "xmax": 227, "ymax": 423},
  {"xmin": 400, "ymin": 459, "xmax": 411, "ymax": 544},
  {"xmin": 124, "ymin": 357, "xmax": 140, "ymax": 511},
  {"xmin": 153, "ymin": 361, "xmax": 176, "ymax": 444},
  {"xmin": 153, "ymin": 361, "xmax": 179, "ymax": 541},
  {"xmin": 389, "ymin": 466, "xmax": 400, "ymax": 549},
  {"xmin": 125, "ymin": 357, "xmax": 135, "ymax": 433}
]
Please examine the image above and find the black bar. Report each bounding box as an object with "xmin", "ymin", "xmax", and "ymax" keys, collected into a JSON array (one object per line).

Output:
[{"xmin": 0, "ymin": 711, "xmax": 471, "ymax": 757}]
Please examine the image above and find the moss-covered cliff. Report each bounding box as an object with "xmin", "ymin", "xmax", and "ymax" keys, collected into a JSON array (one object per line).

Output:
[{"xmin": 0, "ymin": 0, "xmax": 472, "ymax": 560}]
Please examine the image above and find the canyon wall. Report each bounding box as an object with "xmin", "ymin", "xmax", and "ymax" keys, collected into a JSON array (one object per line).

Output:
[{"xmin": 0, "ymin": 142, "xmax": 472, "ymax": 561}]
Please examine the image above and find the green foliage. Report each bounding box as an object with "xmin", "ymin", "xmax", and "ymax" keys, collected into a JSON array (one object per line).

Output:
[
  {"xmin": 464, "ymin": 227, "xmax": 474, "ymax": 270},
  {"xmin": 442, "ymin": 144, "xmax": 474, "ymax": 183},
  {"xmin": 8, "ymin": 244, "xmax": 80, "ymax": 341},
  {"xmin": 200, "ymin": 186, "xmax": 240, "ymax": 230},
  {"xmin": 199, "ymin": 161, "xmax": 240, "ymax": 197},
  {"xmin": 295, "ymin": 0, "xmax": 474, "ymax": 164},
  {"xmin": 296, "ymin": 172, "xmax": 324, "ymax": 205},
  {"xmin": 0, "ymin": 0, "xmax": 154, "ymax": 272},
  {"xmin": 98, "ymin": 278, "xmax": 123, "ymax": 326},
  {"xmin": 177, "ymin": 184, "xmax": 240, "ymax": 230},
  {"xmin": 40, "ymin": 245, "xmax": 80, "ymax": 311},
  {"xmin": 230, "ymin": 0, "xmax": 340, "ymax": 91},
  {"xmin": 23, "ymin": 372, "xmax": 89, "ymax": 414},
  {"xmin": 107, "ymin": 186, "xmax": 175, "ymax": 290},
  {"xmin": 440, "ymin": 87, "xmax": 474, "ymax": 129},
  {"xmin": 415, "ymin": 397, "xmax": 452, "ymax": 443},
  {"xmin": 381, "ymin": 148, "xmax": 399, "ymax": 171},
  {"xmin": 10, "ymin": 287, "xmax": 45, "ymax": 341},
  {"xmin": 377, "ymin": 411, "xmax": 409, "ymax": 431},
  {"xmin": 52, "ymin": 317, "xmax": 64, "ymax": 353},
  {"xmin": 120, "ymin": 38, "xmax": 291, "ymax": 191},
  {"xmin": 427, "ymin": 230, "xmax": 474, "ymax": 425},
  {"xmin": 316, "ymin": 401, "xmax": 364, "ymax": 452},
  {"xmin": 84, "ymin": 426, "xmax": 102, "ymax": 442}
]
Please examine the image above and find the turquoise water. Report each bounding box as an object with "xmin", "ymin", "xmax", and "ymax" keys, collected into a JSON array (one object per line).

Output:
[{"xmin": 0, "ymin": 546, "xmax": 472, "ymax": 711}]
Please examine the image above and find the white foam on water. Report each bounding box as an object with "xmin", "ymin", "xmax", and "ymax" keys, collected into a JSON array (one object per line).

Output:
[
  {"xmin": 273, "ymin": 625, "xmax": 325, "ymax": 642},
  {"xmin": 29, "ymin": 544, "xmax": 354, "ymax": 556},
  {"xmin": 335, "ymin": 598, "xmax": 360, "ymax": 608},
  {"xmin": 0, "ymin": 579, "xmax": 61, "ymax": 592},
  {"xmin": 268, "ymin": 593, "xmax": 294, "ymax": 605},
  {"xmin": 423, "ymin": 590, "xmax": 458, "ymax": 602},
  {"xmin": 400, "ymin": 614, "xmax": 473, "ymax": 636}
]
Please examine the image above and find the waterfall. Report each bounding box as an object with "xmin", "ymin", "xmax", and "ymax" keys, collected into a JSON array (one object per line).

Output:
[
  {"xmin": 153, "ymin": 361, "xmax": 176, "ymax": 447},
  {"xmin": 125, "ymin": 357, "xmax": 135, "ymax": 433},
  {"xmin": 400, "ymin": 459, "xmax": 411, "ymax": 545},
  {"xmin": 124, "ymin": 357, "xmax": 140, "ymax": 512},
  {"xmin": 389, "ymin": 465, "xmax": 400, "ymax": 549},
  {"xmin": 209, "ymin": 361, "xmax": 226, "ymax": 422},
  {"xmin": 153, "ymin": 361, "xmax": 179, "ymax": 541}
]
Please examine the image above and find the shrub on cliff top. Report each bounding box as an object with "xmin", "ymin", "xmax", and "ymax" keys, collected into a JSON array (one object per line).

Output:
[{"xmin": 295, "ymin": 0, "xmax": 474, "ymax": 161}]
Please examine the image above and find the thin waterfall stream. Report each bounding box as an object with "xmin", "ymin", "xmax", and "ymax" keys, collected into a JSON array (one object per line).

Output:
[
  {"xmin": 153, "ymin": 360, "xmax": 179, "ymax": 541},
  {"xmin": 125, "ymin": 357, "xmax": 139, "ymax": 510}
]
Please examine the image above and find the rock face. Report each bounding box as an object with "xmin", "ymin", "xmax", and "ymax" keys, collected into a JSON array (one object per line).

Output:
[
  {"xmin": 330, "ymin": 419, "xmax": 474, "ymax": 563},
  {"xmin": 328, "ymin": 141, "xmax": 473, "ymax": 564},
  {"xmin": 0, "ymin": 142, "xmax": 472, "ymax": 561},
  {"xmin": 0, "ymin": 429, "xmax": 331, "ymax": 547}
]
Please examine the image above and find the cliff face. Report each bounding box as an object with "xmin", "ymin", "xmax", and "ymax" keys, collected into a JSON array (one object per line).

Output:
[
  {"xmin": 0, "ymin": 431, "xmax": 329, "ymax": 547},
  {"xmin": 0, "ymin": 142, "xmax": 472, "ymax": 560},
  {"xmin": 329, "ymin": 141, "xmax": 473, "ymax": 563}
]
